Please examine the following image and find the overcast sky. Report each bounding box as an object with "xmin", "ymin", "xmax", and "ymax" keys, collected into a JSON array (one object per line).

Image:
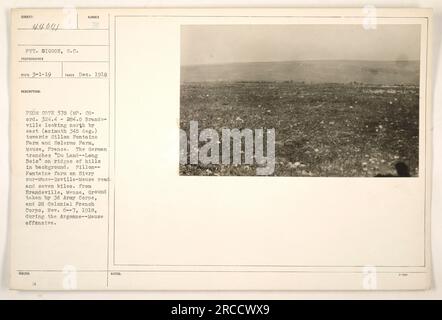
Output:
[{"xmin": 181, "ymin": 24, "xmax": 421, "ymax": 65}]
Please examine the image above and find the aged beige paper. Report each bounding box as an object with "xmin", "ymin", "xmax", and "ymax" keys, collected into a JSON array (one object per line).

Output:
[{"xmin": 9, "ymin": 7, "xmax": 432, "ymax": 290}]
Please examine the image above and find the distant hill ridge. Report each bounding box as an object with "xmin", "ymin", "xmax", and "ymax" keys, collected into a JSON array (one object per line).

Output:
[{"xmin": 181, "ymin": 60, "xmax": 420, "ymax": 85}]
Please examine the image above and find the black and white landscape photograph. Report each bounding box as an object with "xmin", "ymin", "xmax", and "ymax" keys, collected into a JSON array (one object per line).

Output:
[{"xmin": 179, "ymin": 24, "xmax": 421, "ymax": 177}]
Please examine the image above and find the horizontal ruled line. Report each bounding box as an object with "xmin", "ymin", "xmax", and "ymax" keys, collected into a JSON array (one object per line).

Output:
[
  {"xmin": 17, "ymin": 28, "xmax": 109, "ymax": 31},
  {"xmin": 16, "ymin": 269, "xmax": 427, "ymax": 274},
  {"xmin": 18, "ymin": 44, "xmax": 108, "ymax": 46},
  {"xmin": 19, "ymin": 77, "xmax": 108, "ymax": 79},
  {"xmin": 19, "ymin": 60, "xmax": 109, "ymax": 63}
]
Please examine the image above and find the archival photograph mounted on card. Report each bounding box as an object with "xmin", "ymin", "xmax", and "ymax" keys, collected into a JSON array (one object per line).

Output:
[
  {"xmin": 8, "ymin": 7, "xmax": 432, "ymax": 291},
  {"xmin": 180, "ymin": 25, "xmax": 420, "ymax": 177}
]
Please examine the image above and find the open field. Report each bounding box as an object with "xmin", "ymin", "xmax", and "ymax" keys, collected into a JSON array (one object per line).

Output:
[{"xmin": 179, "ymin": 81, "xmax": 419, "ymax": 177}]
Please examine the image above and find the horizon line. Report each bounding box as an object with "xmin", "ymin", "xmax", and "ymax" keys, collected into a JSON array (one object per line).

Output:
[{"xmin": 181, "ymin": 59, "xmax": 420, "ymax": 67}]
